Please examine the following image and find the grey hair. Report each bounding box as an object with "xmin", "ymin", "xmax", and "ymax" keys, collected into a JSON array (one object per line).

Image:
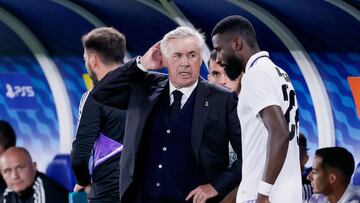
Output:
[{"xmin": 160, "ymin": 26, "xmax": 205, "ymax": 58}]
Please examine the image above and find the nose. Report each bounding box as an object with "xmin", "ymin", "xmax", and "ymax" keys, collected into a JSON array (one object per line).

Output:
[
  {"xmin": 10, "ymin": 170, "xmax": 19, "ymax": 179},
  {"xmin": 306, "ymin": 172, "xmax": 312, "ymax": 181},
  {"xmin": 215, "ymin": 52, "xmax": 222, "ymax": 65},
  {"xmin": 180, "ymin": 55, "xmax": 191, "ymax": 66},
  {"xmin": 219, "ymin": 74, "xmax": 228, "ymax": 86}
]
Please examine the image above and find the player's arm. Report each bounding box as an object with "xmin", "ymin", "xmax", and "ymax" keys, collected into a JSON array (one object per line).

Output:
[
  {"xmin": 71, "ymin": 96, "xmax": 102, "ymax": 186},
  {"xmin": 257, "ymin": 105, "xmax": 289, "ymax": 202}
]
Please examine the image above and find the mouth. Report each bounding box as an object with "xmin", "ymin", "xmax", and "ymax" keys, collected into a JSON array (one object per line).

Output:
[
  {"xmin": 11, "ymin": 180, "xmax": 23, "ymax": 184},
  {"xmin": 179, "ymin": 72, "xmax": 191, "ymax": 78},
  {"xmin": 310, "ymin": 183, "xmax": 315, "ymax": 189}
]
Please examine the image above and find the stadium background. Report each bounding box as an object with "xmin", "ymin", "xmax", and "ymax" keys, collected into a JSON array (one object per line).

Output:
[{"xmin": 0, "ymin": 0, "xmax": 359, "ymax": 172}]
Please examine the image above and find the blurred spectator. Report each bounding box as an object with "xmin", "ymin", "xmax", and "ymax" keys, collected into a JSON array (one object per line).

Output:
[
  {"xmin": 299, "ymin": 133, "xmax": 312, "ymax": 202},
  {"xmin": 307, "ymin": 147, "xmax": 360, "ymax": 203},
  {"xmin": 208, "ymin": 49, "xmax": 242, "ymax": 166},
  {"xmin": 0, "ymin": 147, "xmax": 68, "ymax": 203},
  {"xmin": 0, "ymin": 120, "xmax": 17, "ymax": 192},
  {"xmin": 208, "ymin": 49, "xmax": 242, "ymax": 95},
  {"xmin": 207, "ymin": 50, "xmax": 242, "ymax": 203}
]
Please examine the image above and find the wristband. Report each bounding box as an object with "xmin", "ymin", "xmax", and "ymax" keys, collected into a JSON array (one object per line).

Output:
[{"xmin": 258, "ymin": 181, "xmax": 273, "ymax": 196}]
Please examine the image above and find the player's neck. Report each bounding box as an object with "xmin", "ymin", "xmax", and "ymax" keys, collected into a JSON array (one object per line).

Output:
[
  {"xmin": 243, "ymin": 47, "xmax": 260, "ymax": 71},
  {"xmin": 327, "ymin": 183, "xmax": 348, "ymax": 203},
  {"xmin": 97, "ymin": 63, "xmax": 122, "ymax": 81}
]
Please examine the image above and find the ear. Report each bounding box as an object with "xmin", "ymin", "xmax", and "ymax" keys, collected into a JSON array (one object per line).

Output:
[
  {"xmin": 328, "ymin": 173, "xmax": 337, "ymax": 184},
  {"xmin": 301, "ymin": 154, "xmax": 309, "ymax": 166},
  {"xmin": 305, "ymin": 154, "xmax": 309, "ymax": 162},
  {"xmin": 31, "ymin": 162, "xmax": 37, "ymax": 172},
  {"xmin": 233, "ymin": 36, "xmax": 242, "ymax": 51},
  {"xmin": 90, "ymin": 54, "xmax": 99, "ymax": 69},
  {"xmin": 162, "ymin": 55, "xmax": 169, "ymax": 68}
]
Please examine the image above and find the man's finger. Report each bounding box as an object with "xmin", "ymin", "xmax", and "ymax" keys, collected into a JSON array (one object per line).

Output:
[
  {"xmin": 84, "ymin": 185, "xmax": 91, "ymax": 193},
  {"xmin": 73, "ymin": 184, "xmax": 84, "ymax": 192},
  {"xmin": 186, "ymin": 188, "xmax": 197, "ymax": 200},
  {"xmin": 198, "ymin": 193, "xmax": 207, "ymax": 203},
  {"xmin": 193, "ymin": 192, "xmax": 200, "ymax": 203}
]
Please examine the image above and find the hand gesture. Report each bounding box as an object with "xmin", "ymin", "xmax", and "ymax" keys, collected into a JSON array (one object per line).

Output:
[
  {"xmin": 140, "ymin": 41, "xmax": 163, "ymax": 71},
  {"xmin": 73, "ymin": 183, "xmax": 91, "ymax": 193},
  {"xmin": 186, "ymin": 183, "xmax": 219, "ymax": 203}
]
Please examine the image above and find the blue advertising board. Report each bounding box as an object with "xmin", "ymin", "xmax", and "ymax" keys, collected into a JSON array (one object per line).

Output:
[{"xmin": 0, "ymin": 73, "xmax": 38, "ymax": 110}]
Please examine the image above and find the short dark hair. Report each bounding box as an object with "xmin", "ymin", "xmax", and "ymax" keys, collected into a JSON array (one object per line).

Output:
[
  {"xmin": 208, "ymin": 50, "xmax": 217, "ymax": 67},
  {"xmin": 211, "ymin": 15, "xmax": 258, "ymax": 49},
  {"xmin": 82, "ymin": 27, "xmax": 126, "ymax": 65},
  {"xmin": 0, "ymin": 120, "xmax": 16, "ymax": 150},
  {"xmin": 315, "ymin": 147, "xmax": 355, "ymax": 183}
]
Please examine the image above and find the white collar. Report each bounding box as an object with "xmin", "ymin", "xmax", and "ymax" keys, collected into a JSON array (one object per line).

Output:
[
  {"xmin": 337, "ymin": 184, "xmax": 354, "ymax": 203},
  {"xmin": 169, "ymin": 79, "xmax": 198, "ymax": 98},
  {"xmin": 245, "ymin": 51, "xmax": 269, "ymax": 71},
  {"xmin": 169, "ymin": 80, "xmax": 198, "ymax": 107}
]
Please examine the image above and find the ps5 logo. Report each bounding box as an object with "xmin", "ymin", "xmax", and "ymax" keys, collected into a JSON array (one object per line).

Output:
[{"xmin": 5, "ymin": 83, "xmax": 35, "ymax": 99}]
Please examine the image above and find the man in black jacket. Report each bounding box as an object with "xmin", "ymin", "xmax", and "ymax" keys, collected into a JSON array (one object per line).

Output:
[
  {"xmin": 92, "ymin": 26, "xmax": 242, "ymax": 203},
  {"xmin": 71, "ymin": 27, "xmax": 126, "ymax": 202},
  {"xmin": 0, "ymin": 147, "xmax": 68, "ymax": 203}
]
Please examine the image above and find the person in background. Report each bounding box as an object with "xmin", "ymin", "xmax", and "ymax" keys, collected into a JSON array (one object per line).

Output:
[
  {"xmin": 207, "ymin": 50, "xmax": 243, "ymax": 203},
  {"xmin": 212, "ymin": 15, "xmax": 302, "ymax": 203},
  {"xmin": 307, "ymin": 147, "xmax": 360, "ymax": 203},
  {"xmin": 0, "ymin": 147, "xmax": 68, "ymax": 203},
  {"xmin": 207, "ymin": 49, "xmax": 242, "ymax": 95},
  {"xmin": 0, "ymin": 120, "xmax": 17, "ymax": 192},
  {"xmin": 71, "ymin": 27, "xmax": 126, "ymax": 203}
]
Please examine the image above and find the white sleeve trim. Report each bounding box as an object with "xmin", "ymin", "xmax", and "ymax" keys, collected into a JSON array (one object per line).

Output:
[{"xmin": 136, "ymin": 56, "xmax": 148, "ymax": 72}]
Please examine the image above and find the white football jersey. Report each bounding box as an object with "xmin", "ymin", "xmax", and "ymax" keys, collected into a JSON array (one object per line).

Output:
[{"xmin": 236, "ymin": 51, "xmax": 302, "ymax": 203}]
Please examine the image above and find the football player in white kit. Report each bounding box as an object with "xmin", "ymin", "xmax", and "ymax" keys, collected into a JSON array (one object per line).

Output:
[{"xmin": 212, "ymin": 15, "xmax": 302, "ymax": 203}]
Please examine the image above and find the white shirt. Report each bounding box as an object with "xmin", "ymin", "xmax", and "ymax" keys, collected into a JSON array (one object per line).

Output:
[
  {"xmin": 309, "ymin": 184, "xmax": 360, "ymax": 203},
  {"xmin": 337, "ymin": 184, "xmax": 360, "ymax": 203},
  {"xmin": 236, "ymin": 51, "xmax": 302, "ymax": 203},
  {"xmin": 169, "ymin": 80, "xmax": 198, "ymax": 108},
  {"xmin": 75, "ymin": 90, "xmax": 91, "ymax": 135}
]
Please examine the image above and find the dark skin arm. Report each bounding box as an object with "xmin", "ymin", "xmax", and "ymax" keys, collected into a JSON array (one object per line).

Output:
[
  {"xmin": 220, "ymin": 186, "xmax": 238, "ymax": 203},
  {"xmin": 256, "ymin": 105, "xmax": 289, "ymax": 203}
]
